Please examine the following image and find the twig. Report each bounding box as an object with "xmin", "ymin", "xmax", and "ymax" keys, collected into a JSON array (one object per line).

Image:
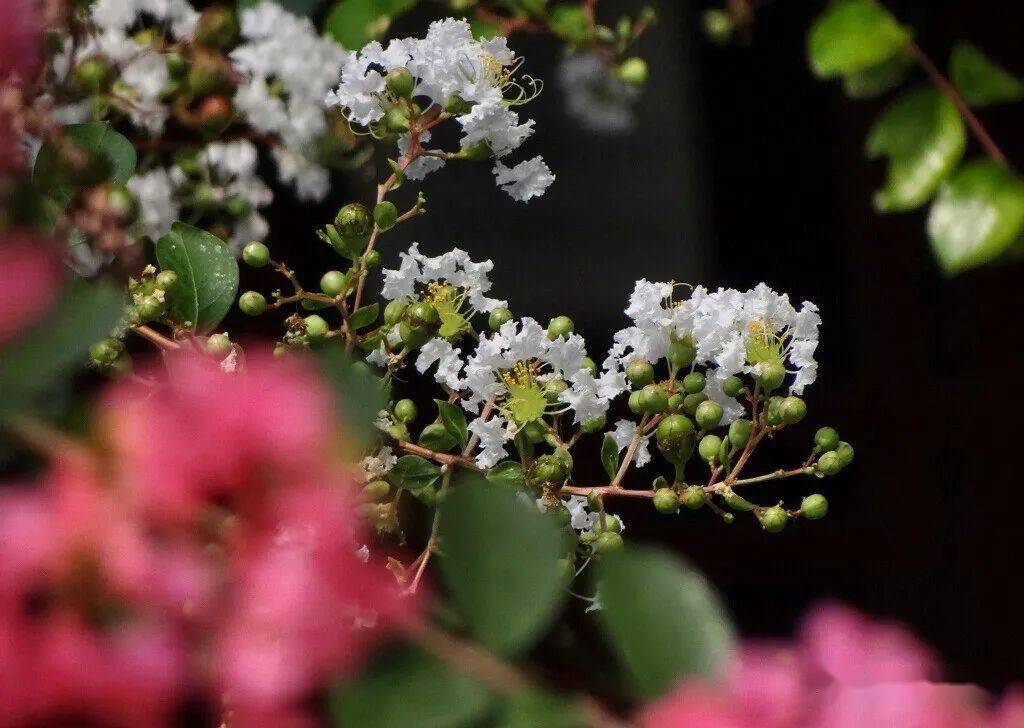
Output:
[{"xmin": 132, "ymin": 324, "xmax": 180, "ymax": 351}]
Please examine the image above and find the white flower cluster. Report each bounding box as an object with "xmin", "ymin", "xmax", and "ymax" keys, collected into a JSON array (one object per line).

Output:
[
  {"xmin": 381, "ymin": 243, "xmax": 506, "ymax": 312},
  {"xmin": 561, "ymin": 495, "xmax": 625, "ymax": 536},
  {"xmin": 325, "ymin": 19, "xmax": 554, "ymax": 202},
  {"xmin": 231, "ymin": 2, "xmax": 349, "ymax": 200},
  {"xmin": 604, "ymin": 281, "xmax": 821, "ymax": 423}
]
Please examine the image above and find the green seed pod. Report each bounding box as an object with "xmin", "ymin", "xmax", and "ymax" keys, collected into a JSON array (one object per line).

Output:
[
  {"xmin": 581, "ymin": 414, "xmax": 606, "ymax": 434},
  {"xmin": 320, "ymin": 270, "xmax": 347, "ymax": 297},
  {"xmin": 384, "ymin": 299, "xmax": 408, "ymax": 326},
  {"xmin": 728, "ymin": 419, "xmax": 753, "ymax": 447},
  {"xmin": 653, "ymin": 487, "xmax": 679, "ymax": 514},
  {"xmin": 581, "ymin": 357, "xmax": 598, "ymax": 376},
  {"xmin": 385, "ymin": 67, "xmax": 415, "ymax": 98},
  {"xmin": 393, "ymin": 398, "xmax": 417, "ymax": 424},
  {"xmin": 656, "ymin": 414, "xmax": 695, "ymax": 449},
  {"xmin": 488, "ymin": 307, "xmax": 513, "ymax": 331},
  {"xmin": 695, "ymin": 400, "xmax": 724, "ymax": 430},
  {"xmin": 617, "ymin": 57, "xmax": 648, "ymax": 85},
  {"xmin": 682, "ymin": 371, "xmax": 706, "ymax": 394},
  {"xmin": 722, "ymin": 375, "xmax": 745, "ymax": 398},
  {"xmin": 680, "ymin": 485, "xmax": 707, "ymax": 510},
  {"xmin": 835, "ymin": 441, "xmax": 855, "ymax": 467},
  {"xmin": 374, "ymin": 200, "xmax": 398, "ymax": 231},
  {"xmin": 639, "ymin": 383, "xmax": 669, "ymax": 413},
  {"xmin": 698, "ymin": 434, "xmax": 722, "ymax": 463},
  {"xmin": 755, "ymin": 361, "xmax": 786, "ymax": 392},
  {"xmin": 154, "ymin": 270, "xmax": 178, "ymax": 290},
  {"xmin": 335, "ymin": 203, "xmax": 373, "ymax": 239},
  {"xmin": 398, "ymin": 321, "xmax": 430, "ymax": 349},
  {"xmin": 533, "ymin": 455, "xmax": 566, "ymax": 484},
  {"xmin": 242, "ymin": 241, "xmax": 270, "ymax": 268},
  {"xmin": 668, "ymin": 334, "xmax": 696, "ymax": 371},
  {"xmin": 205, "ymin": 333, "xmax": 232, "ymax": 356},
  {"xmin": 682, "ymin": 392, "xmax": 708, "ymax": 416},
  {"xmin": 801, "ymin": 494, "xmax": 828, "ymax": 520},
  {"xmin": 363, "ymin": 480, "xmax": 391, "ymax": 502},
  {"xmin": 547, "ymin": 315, "xmax": 574, "ymax": 340},
  {"xmin": 628, "ymin": 390, "xmax": 645, "ymax": 414},
  {"xmin": 759, "ymin": 505, "xmax": 789, "ymax": 533},
  {"xmin": 625, "ymin": 359, "xmax": 655, "ymax": 388},
  {"xmin": 779, "ymin": 396, "xmax": 807, "ymax": 425},
  {"xmin": 593, "ymin": 531, "xmax": 624, "ymax": 553},
  {"xmin": 816, "ymin": 451, "xmax": 842, "ymax": 476},
  {"xmin": 408, "ymin": 300, "xmax": 440, "ymax": 328},
  {"xmin": 814, "ymin": 426, "xmax": 839, "ymax": 452},
  {"xmin": 304, "ymin": 314, "xmax": 329, "ymax": 340},
  {"xmin": 544, "ymin": 379, "xmax": 568, "ymax": 403}
]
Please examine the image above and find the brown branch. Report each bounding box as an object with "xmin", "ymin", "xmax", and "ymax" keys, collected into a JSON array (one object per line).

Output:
[{"xmin": 132, "ymin": 325, "xmax": 181, "ymax": 351}]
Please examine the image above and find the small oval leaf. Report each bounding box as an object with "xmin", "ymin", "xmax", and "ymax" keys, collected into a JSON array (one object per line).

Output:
[
  {"xmin": 390, "ymin": 454, "xmax": 443, "ymax": 491},
  {"xmin": 155, "ymin": 222, "xmax": 239, "ymax": 332},
  {"xmin": 808, "ymin": 0, "xmax": 910, "ymax": 79}
]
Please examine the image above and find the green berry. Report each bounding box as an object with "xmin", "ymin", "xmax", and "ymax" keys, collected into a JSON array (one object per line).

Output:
[
  {"xmin": 408, "ymin": 300, "xmax": 439, "ymax": 327},
  {"xmin": 385, "ymin": 67, "xmax": 415, "ymax": 98},
  {"xmin": 547, "ymin": 315, "xmax": 574, "ymax": 340},
  {"xmin": 239, "ymin": 291, "xmax": 266, "ymax": 316},
  {"xmin": 304, "ymin": 314, "xmax": 329, "ymax": 340},
  {"xmin": 780, "ymin": 396, "xmax": 807, "ymax": 425},
  {"xmin": 722, "ymin": 375, "xmax": 744, "ymax": 398},
  {"xmin": 384, "ymin": 299, "xmax": 407, "ymax": 326},
  {"xmin": 628, "ymin": 390, "xmax": 644, "ymax": 414},
  {"xmin": 653, "ymin": 488, "xmax": 679, "ymax": 514},
  {"xmin": 393, "ymin": 399, "xmax": 417, "ymax": 424},
  {"xmin": 695, "ymin": 400, "xmax": 723, "ymax": 429},
  {"xmin": 639, "ymin": 384, "xmax": 669, "ymax": 413},
  {"xmin": 581, "ymin": 357, "xmax": 598, "ymax": 376},
  {"xmin": 835, "ymin": 441, "xmax": 854, "ymax": 467},
  {"xmin": 814, "ymin": 427, "xmax": 839, "ymax": 452},
  {"xmin": 668, "ymin": 335, "xmax": 696, "ymax": 371},
  {"xmin": 205, "ymin": 333, "xmax": 232, "ymax": 356},
  {"xmin": 320, "ymin": 270, "xmax": 346, "ymax": 297},
  {"xmin": 682, "ymin": 392, "xmax": 708, "ymax": 416},
  {"xmin": 680, "ymin": 485, "xmax": 707, "ymax": 510},
  {"xmin": 698, "ymin": 434, "xmax": 722, "ymax": 462},
  {"xmin": 728, "ymin": 419, "xmax": 753, "ymax": 447},
  {"xmin": 242, "ymin": 241, "xmax": 270, "ymax": 268},
  {"xmin": 533, "ymin": 455, "xmax": 566, "ymax": 484},
  {"xmin": 816, "ymin": 451, "xmax": 842, "ymax": 476},
  {"xmin": 682, "ymin": 371, "xmax": 705, "ymax": 394},
  {"xmin": 154, "ymin": 270, "xmax": 178, "ymax": 290},
  {"xmin": 617, "ymin": 57, "xmax": 648, "ymax": 85},
  {"xmin": 363, "ymin": 480, "xmax": 391, "ymax": 502},
  {"xmin": 581, "ymin": 413, "xmax": 606, "ymax": 433},
  {"xmin": 801, "ymin": 494, "xmax": 828, "ymax": 520},
  {"xmin": 656, "ymin": 413, "xmax": 695, "ymax": 449},
  {"xmin": 544, "ymin": 379, "xmax": 568, "ymax": 403},
  {"xmin": 759, "ymin": 505, "xmax": 789, "ymax": 533},
  {"xmin": 755, "ymin": 361, "xmax": 786, "ymax": 391},
  {"xmin": 593, "ymin": 531, "xmax": 624, "ymax": 553},
  {"xmin": 488, "ymin": 307, "xmax": 513, "ymax": 331},
  {"xmin": 374, "ymin": 201, "xmax": 398, "ymax": 231},
  {"xmin": 625, "ymin": 359, "xmax": 655, "ymax": 388}
]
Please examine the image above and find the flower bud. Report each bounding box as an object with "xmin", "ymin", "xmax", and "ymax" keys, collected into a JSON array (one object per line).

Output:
[
  {"xmin": 384, "ymin": 299, "xmax": 408, "ymax": 325},
  {"xmin": 363, "ymin": 480, "xmax": 391, "ymax": 502},
  {"xmin": 698, "ymin": 434, "xmax": 721, "ymax": 463},
  {"xmin": 755, "ymin": 361, "xmax": 786, "ymax": 392},
  {"xmin": 304, "ymin": 314, "xmax": 328, "ymax": 340},
  {"xmin": 533, "ymin": 455, "xmax": 566, "ymax": 484},
  {"xmin": 374, "ymin": 200, "xmax": 398, "ymax": 231},
  {"xmin": 320, "ymin": 270, "xmax": 346, "ymax": 297},
  {"xmin": 488, "ymin": 307, "xmax": 513, "ymax": 331},
  {"xmin": 653, "ymin": 488, "xmax": 679, "ymax": 514},
  {"xmin": 460, "ymin": 140, "xmax": 493, "ymax": 161},
  {"xmin": 779, "ymin": 395, "xmax": 807, "ymax": 425},
  {"xmin": 765, "ymin": 396, "xmax": 784, "ymax": 425},
  {"xmin": 581, "ymin": 413, "xmax": 606, "ymax": 433},
  {"xmin": 544, "ymin": 379, "xmax": 568, "ymax": 403},
  {"xmin": 639, "ymin": 383, "xmax": 669, "ymax": 413},
  {"xmin": 703, "ymin": 8, "xmax": 734, "ymax": 44},
  {"xmin": 165, "ymin": 51, "xmax": 188, "ymax": 80},
  {"xmin": 814, "ymin": 426, "xmax": 839, "ymax": 452},
  {"xmin": 759, "ymin": 505, "xmax": 789, "ymax": 533},
  {"xmin": 104, "ymin": 183, "xmax": 137, "ymax": 224},
  {"xmin": 384, "ymin": 105, "xmax": 411, "ymax": 133},
  {"xmin": 136, "ymin": 295, "xmax": 165, "ymax": 322},
  {"xmin": 626, "ymin": 359, "xmax": 655, "ymax": 388},
  {"xmin": 399, "ymin": 321, "xmax": 430, "ymax": 348},
  {"xmin": 801, "ymin": 494, "xmax": 828, "ymax": 520},
  {"xmin": 547, "ymin": 315, "xmax": 574, "ymax": 340},
  {"xmin": 523, "ymin": 420, "xmax": 546, "ymax": 444},
  {"xmin": 656, "ymin": 414, "xmax": 695, "ymax": 449},
  {"xmin": 682, "ymin": 392, "xmax": 708, "ymax": 416},
  {"xmin": 593, "ymin": 531, "xmax": 624, "ymax": 553},
  {"xmin": 835, "ymin": 441, "xmax": 854, "ymax": 467},
  {"xmin": 816, "ymin": 451, "xmax": 842, "ymax": 476},
  {"xmin": 695, "ymin": 400, "xmax": 723, "ymax": 429},
  {"xmin": 581, "ymin": 357, "xmax": 598, "ymax": 376},
  {"xmin": 205, "ymin": 333, "xmax": 232, "ymax": 356},
  {"xmin": 617, "ymin": 57, "xmax": 648, "ymax": 85},
  {"xmin": 335, "ymin": 203, "xmax": 373, "ymax": 239},
  {"xmin": 668, "ymin": 393, "xmax": 685, "ymax": 412},
  {"xmin": 155, "ymin": 270, "xmax": 178, "ymax": 290},
  {"xmin": 682, "ymin": 371, "xmax": 706, "ymax": 394},
  {"xmin": 668, "ymin": 334, "xmax": 696, "ymax": 371},
  {"xmin": 628, "ymin": 390, "xmax": 644, "ymax": 414},
  {"xmin": 722, "ymin": 375, "xmax": 744, "ymax": 398},
  {"xmin": 74, "ymin": 57, "xmax": 112, "ymax": 94},
  {"xmin": 385, "ymin": 68, "xmax": 415, "ymax": 98},
  {"xmin": 194, "ymin": 6, "xmax": 239, "ymax": 49},
  {"xmin": 89, "ymin": 337, "xmax": 123, "ymax": 366},
  {"xmin": 680, "ymin": 484, "xmax": 707, "ymax": 510},
  {"xmin": 728, "ymin": 419, "xmax": 752, "ymax": 447},
  {"xmin": 365, "ymin": 250, "xmax": 381, "ymax": 268},
  {"xmin": 408, "ymin": 300, "xmax": 440, "ymax": 328},
  {"xmin": 393, "ymin": 398, "xmax": 417, "ymax": 423},
  {"xmin": 242, "ymin": 241, "xmax": 270, "ymax": 268}
]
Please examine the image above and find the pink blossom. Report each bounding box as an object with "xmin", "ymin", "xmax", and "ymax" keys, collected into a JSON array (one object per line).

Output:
[
  {"xmin": 0, "ymin": 233, "xmax": 61, "ymax": 345},
  {"xmin": 0, "ymin": 0, "xmax": 41, "ymax": 83}
]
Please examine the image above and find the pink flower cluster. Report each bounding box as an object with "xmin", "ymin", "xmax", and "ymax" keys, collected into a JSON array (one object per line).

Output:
[
  {"xmin": 0, "ymin": 353, "xmax": 414, "ymax": 727},
  {"xmin": 641, "ymin": 603, "xmax": 1024, "ymax": 728}
]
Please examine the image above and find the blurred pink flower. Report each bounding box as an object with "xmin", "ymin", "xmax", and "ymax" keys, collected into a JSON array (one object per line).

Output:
[
  {"xmin": 0, "ymin": 233, "xmax": 61, "ymax": 345},
  {"xmin": 0, "ymin": 0, "xmax": 41, "ymax": 83}
]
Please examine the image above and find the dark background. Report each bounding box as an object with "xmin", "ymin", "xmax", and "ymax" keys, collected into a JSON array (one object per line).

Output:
[{"xmin": 250, "ymin": 0, "xmax": 1024, "ymax": 691}]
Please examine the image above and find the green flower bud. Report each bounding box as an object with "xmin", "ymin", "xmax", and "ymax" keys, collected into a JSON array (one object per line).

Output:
[
  {"xmin": 398, "ymin": 321, "xmax": 430, "ymax": 348},
  {"xmin": 780, "ymin": 396, "xmax": 807, "ymax": 425},
  {"xmin": 639, "ymin": 383, "xmax": 669, "ymax": 413},
  {"xmin": 554, "ymin": 447, "xmax": 573, "ymax": 472},
  {"xmin": 581, "ymin": 413, "xmax": 606, "ymax": 433},
  {"xmin": 374, "ymin": 200, "xmax": 398, "ymax": 231},
  {"xmin": 154, "ymin": 270, "xmax": 178, "ymax": 290},
  {"xmin": 363, "ymin": 480, "xmax": 391, "ymax": 502},
  {"xmin": 656, "ymin": 413, "xmax": 695, "ymax": 449},
  {"xmin": 224, "ymin": 195, "xmax": 251, "ymax": 219},
  {"xmin": 544, "ymin": 378, "xmax": 568, "ymax": 403},
  {"xmin": 205, "ymin": 333, "xmax": 232, "ymax": 356},
  {"xmin": 547, "ymin": 315, "xmax": 574, "ymax": 340},
  {"xmin": 755, "ymin": 361, "xmax": 786, "ymax": 392},
  {"xmin": 412, "ymin": 485, "xmax": 437, "ymax": 508},
  {"xmin": 74, "ymin": 57, "xmax": 112, "ymax": 93},
  {"xmin": 722, "ymin": 375, "xmax": 744, "ymax": 398},
  {"xmin": 419, "ymin": 422, "xmax": 449, "ymax": 448},
  {"xmin": 682, "ymin": 392, "xmax": 708, "ymax": 416},
  {"xmin": 728, "ymin": 419, "xmax": 752, "ymax": 447},
  {"xmin": 382, "ymin": 300, "xmax": 407, "ymax": 327},
  {"xmin": 385, "ymin": 67, "xmax": 415, "ymax": 98},
  {"xmin": 304, "ymin": 314, "xmax": 329, "ymax": 340},
  {"xmin": 533, "ymin": 455, "xmax": 566, "ymax": 484},
  {"xmin": 408, "ymin": 300, "xmax": 440, "ymax": 328},
  {"xmin": 488, "ymin": 307, "xmax": 513, "ymax": 331},
  {"xmin": 759, "ymin": 505, "xmax": 789, "ymax": 533},
  {"xmin": 582, "ymin": 357, "xmax": 598, "ymax": 376},
  {"xmin": 835, "ymin": 441, "xmax": 854, "ymax": 467},
  {"xmin": 695, "ymin": 400, "xmax": 723, "ymax": 429},
  {"xmin": 320, "ymin": 270, "xmax": 346, "ymax": 297},
  {"xmin": 384, "ymin": 105, "xmax": 410, "ymax": 133},
  {"xmin": 444, "ymin": 93, "xmax": 472, "ymax": 115},
  {"xmin": 765, "ymin": 396, "xmax": 784, "ymax": 426},
  {"xmin": 335, "ymin": 203, "xmax": 372, "ymax": 239},
  {"xmin": 393, "ymin": 398, "xmax": 417, "ymax": 423},
  {"xmin": 698, "ymin": 434, "xmax": 722, "ymax": 463},
  {"xmin": 814, "ymin": 426, "xmax": 839, "ymax": 452},
  {"xmin": 625, "ymin": 359, "xmax": 655, "ymax": 388},
  {"xmin": 365, "ymin": 250, "xmax": 381, "ymax": 268},
  {"xmin": 242, "ymin": 241, "xmax": 270, "ymax": 268},
  {"xmin": 593, "ymin": 530, "xmax": 624, "ymax": 553},
  {"xmin": 816, "ymin": 451, "xmax": 842, "ymax": 476},
  {"xmin": 668, "ymin": 393, "xmax": 685, "ymax": 412},
  {"xmin": 682, "ymin": 371, "xmax": 706, "ymax": 394},
  {"xmin": 801, "ymin": 494, "xmax": 828, "ymax": 520},
  {"xmin": 668, "ymin": 334, "xmax": 696, "ymax": 371},
  {"xmin": 680, "ymin": 484, "xmax": 707, "ymax": 510},
  {"xmin": 653, "ymin": 487, "xmax": 679, "ymax": 514},
  {"xmin": 617, "ymin": 57, "xmax": 648, "ymax": 85},
  {"xmin": 186, "ymin": 56, "xmax": 223, "ymax": 97},
  {"xmin": 628, "ymin": 390, "xmax": 644, "ymax": 414},
  {"xmin": 136, "ymin": 295, "xmax": 165, "ymax": 322},
  {"xmin": 387, "ymin": 422, "xmax": 410, "ymax": 442},
  {"xmin": 89, "ymin": 337, "xmax": 123, "ymax": 366},
  {"xmin": 194, "ymin": 5, "xmax": 239, "ymax": 49}
]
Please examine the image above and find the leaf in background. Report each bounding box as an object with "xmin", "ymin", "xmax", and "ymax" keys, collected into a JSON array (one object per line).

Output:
[
  {"xmin": 600, "ymin": 434, "xmax": 618, "ymax": 480},
  {"xmin": 469, "ymin": 19, "xmax": 502, "ymax": 40},
  {"xmin": 33, "ymin": 122, "xmax": 136, "ymax": 207},
  {"xmin": 0, "ymin": 281, "xmax": 124, "ymax": 419},
  {"xmin": 438, "ymin": 472, "xmax": 567, "ymax": 655},
  {"xmin": 435, "ymin": 398, "xmax": 468, "ymax": 450},
  {"xmin": 348, "ymin": 302, "xmax": 379, "ymax": 331},
  {"xmin": 419, "ymin": 423, "xmax": 458, "ymax": 452},
  {"xmin": 486, "ymin": 460, "xmax": 526, "ymax": 489},
  {"xmin": 390, "ymin": 454, "xmax": 443, "ymax": 490},
  {"xmin": 496, "ymin": 691, "xmax": 585, "ymax": 728},
  {"xmin": 155, "ymin": 222, "xmax": 239, "ymax": 332},
  {"xmin": 950, "ymin": 41, "xmax": 1024, "ymax": 107},
  {"xmin": 842, "ymin": 47, "xmax": 913, "ymax": 99},
  {"xmin": 324, "ymin": 0, "xmax": 416, "ymax": 49},
  {"xmin": 807, "ymin": 0, "xmax": 909, "ymax": 79},
  {"xmin": 315, "ymin": 341, "xmax": 387, "ymax": 450},
  {"xmin": 595, "ymin": 547, "xmax": 735, "ymax": 700},
  {"xmin": 329, "ymin": 647, "xmax": 493, "ymax": 728},
  {"xmin": 865, "ymin": 88, "xmax": 965, "ymax": 212},
  {"xmin": 928, "ymin": 160, "xmax": 1024, "ymax": 275},
  {"xmin": 548, "ymin": 4, "xmax": 590, "ymax": 44}
]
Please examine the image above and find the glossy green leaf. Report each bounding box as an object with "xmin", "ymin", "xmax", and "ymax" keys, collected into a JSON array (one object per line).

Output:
[
  {"xmin": 865, "ymin": 88, "xmax": 965, "ymax": 212},
  {"xmin": 595, "ymin": 546, "xmax": 734, "ymax": 700},
  {"xmin": 435, "ymin": 399, "xmax": 468, "ymax": 450},
  {"xmin": 927, "ymin": 160, "xmax": 1024, "ymax": 275},
  {"xmin": 155, "ymin": 222, "xmax": 239, "ymax": 332},
  {"xmin": 329, "ymin": 648, "xmax": 493, "ymax": 728},
  {"xmin": 600, "ymin": 434, "xmax": 618, "ymax": 480},
  {"xmin": 808, "ymin": 0, "xmax": 910, "ymax": 79},
  {"xmin": 486, "ymin": 460, "xmax": 526, "ymax": 489},
  {"xmin": 842, "ymin": 47, "xmax": 913, "ymax": 99},
  {"xmin": 419, "ymin": 423, "xmax": 457, "ymax": 452},
  {"xmin": 324, "ymin": 0, "xmax": 416, "ymax": 49},
  {"xmin": 349, "ymin": 302, "xmax": 379, "ymax": 331},
  {"xmin": 496, "ymin": 691, "xmax": 585, "ymax": 728},
  {"xmin": 33, "ymin": 122, "xmax": 136, "ymax": 207},
  {"xmin": 391, "ymin": 454, "xmax": 443, "ymax": 490},
  {"xmin": 950, "ymin": 41, "xmax": 1024, "ymax": 107},
  {"xmin": 0, "ymin": 281, "xmax": 124, "ymax": 419},
  {"xmin": 438, "ymin": 472, "xmax": 567, "ymax": 655}
]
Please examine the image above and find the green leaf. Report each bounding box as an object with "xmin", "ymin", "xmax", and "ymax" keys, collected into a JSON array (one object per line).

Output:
[
  {"xmin": 435, "ymin": 399, "xmax": 468, "ymax": 450},
  {"xmin": 549, "ymin": 5, "xmax": 590, "ymax": 44},
  {"xmin": 496, "ymin": 691, "xmax": 585, "ymax": 728},
  {"xmin": 469, "ymin": 19, "xmax": 502, "ymax": 40},
  {"xmin": 391, "ymin": 454, "xmax": 443, "ymax": 490},
  {"xmin": 865, "ymin": 88, "xmax": 966, "ymax": 212},
  {"xmin": 950, "ymin": 41, "xmax": 1024, "ymax": 107},
  {"xmin": 155, "ymin": 222, "xmax": 239, "ymax": 332},
  {"xmin": 595, "ymin": 546, "xmax": 735, "ymax": 700},
  {"xmin": 600, "ymin": 434, "xmax": 618, "ymax": 480},
  {"xmin": 349, "ymin": 302, "xmax": 379, "ymax": 331},
  {"xmin": 807, "ymin": 0, "xmax": 910, "ymax": 79},
  {"xmin": 329, "ymin": 647, "xmax": 493, "ymax": 728},
  {"xmin": 33, "ymin": 122, "xmax": 136, "ymax": 207},
  {"xmin": 438, "ymin": 472, "xmax": 567, "ymax": 655},
  {"xmin": 842, "ymin": 47, "xmax": 913, "ymax": 99},
  {"xmin": 927, "ymin": 159, "xmax": 1024, "ymax": 275},
  {"xmin": 419, "ymin": 423, "xmax": 457, "ymax": 452},
  {"xmin": 486, "ymin": 460, "xmax": 526, "ymax": 489},
  {"xmin": 324, "ymin": 0, "xmax": 416, "ymax": 49},
  {"xmin": 0, "ymin": 281, "xmax": 124, "ymax": 419}
]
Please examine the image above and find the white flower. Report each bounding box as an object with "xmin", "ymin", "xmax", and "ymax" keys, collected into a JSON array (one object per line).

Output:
[
  {"xmin": 127, "ymin": 167, "xmax": 179, "ymax": 241},
  {"xmin": 271, "ymin": 147, "xmax": 331, "ymax": 201},
  {"xmin": 459, "ymin": 97, "xmax": 534, "ymax": 156},
  {"xmin": 381, "ymin": 243, "xmax": 507, "ymax": 314},
  {"xmin": 397, "ymin": 131, "xmax": 445, "ymax": 180},
  {"xmin": 493, "ymin": 157, "xmax": 555, "ymax": 202},
  {"xmin": 557, "ymin": 53, "xmax": 639, "ymax": 134},
  {"xmin": 197, "ymin": 141, "xmax": 273, "ymax": 250},
  {"xmin": 610, "ymin": 419, "xmax": 652, "ymax": 467},
  {"xmin": 415, "ymin": 337, "xmax": 465, "ymax": 390},
  {"xmin": 468, "ymin": 415, "xmax": 512, "ymax": 468},
  {"xmin": 561, "ymin": 495, "xmax": 625, "ymax": 536},
  {"xmin": 543, "ymin": 333, "xmax": 587, "ymax": 378},
  {"xmin": 558, "ymin": 369, "xmax": 610, "ymax": 425},
  {"xmin": 357, "ymin": 446, "xmax": 397, "ymax": 482}
]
